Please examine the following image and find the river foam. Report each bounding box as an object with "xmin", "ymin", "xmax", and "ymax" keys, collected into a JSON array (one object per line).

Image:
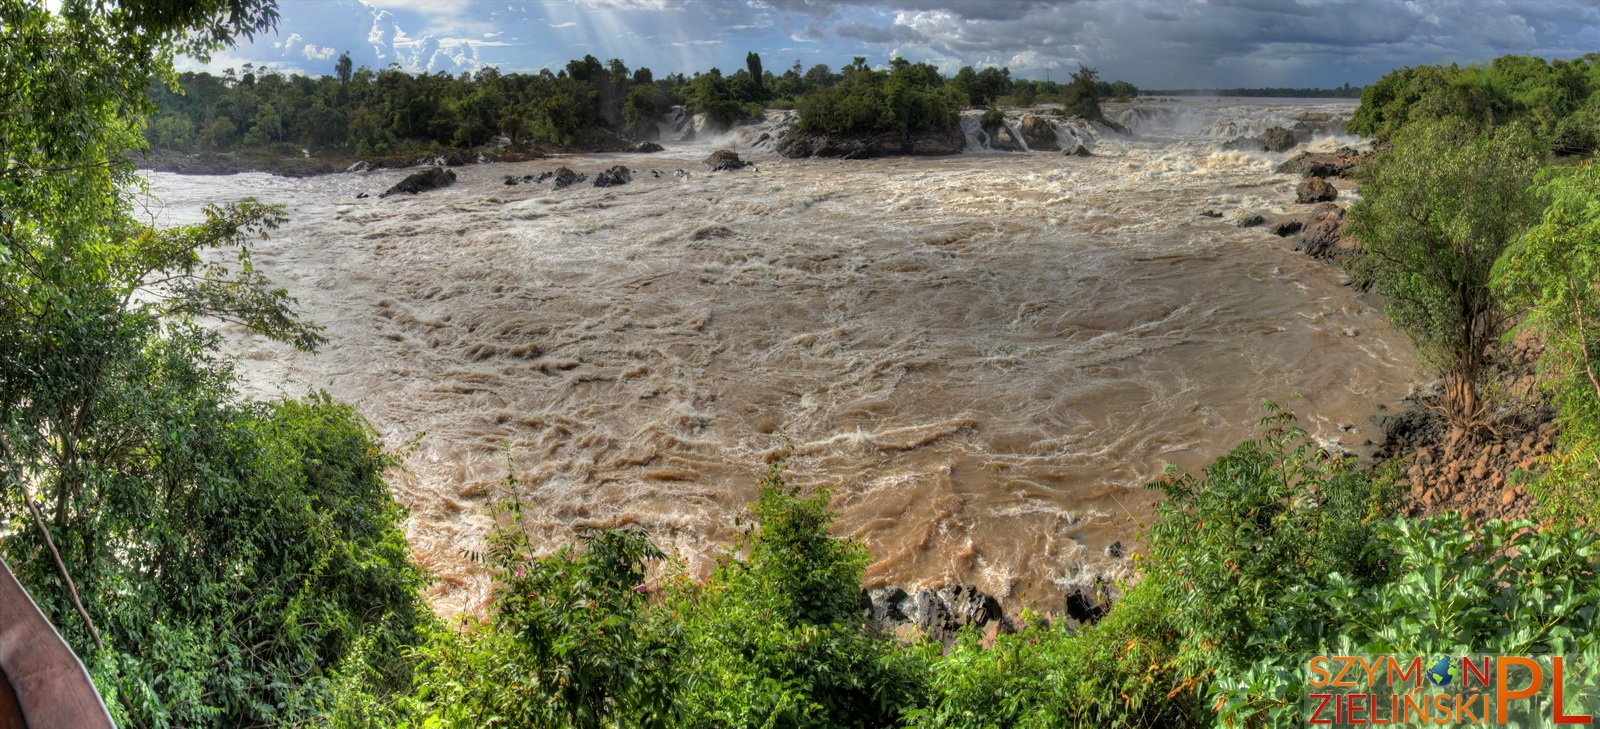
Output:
[{"xmin": 140, "ymin": 98, "xmax": 1418, "ymax": 617}]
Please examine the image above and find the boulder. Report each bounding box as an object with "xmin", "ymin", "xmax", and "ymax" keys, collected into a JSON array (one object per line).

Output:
[
  {"xmin": 344, "ymin": 160, "xmax": 370, "ymax": 173},
  {"xmin": 1062, "ymin": 143, "xmax": 1092, "ymax": 157},
  {"xmin": 1291, "ymin": 112, "xmax": 1345, "ymax": 140},
  {"xmin": 551, "ymin": 166, "xmax": 585, "ymax": 190},
  {"xmin": 632, "ymin": 141, "xmax": 665, "ymax": 153},
  {"xmin": 862, "ymin": 583, "xmax": 1012, "ymax": 644},
  {"xmin": 1018, "ymin": 115, "xmax": 1059, "ymax": 151},
  {"xmin": 1296, "ymin": 176, "xmax": 1338, "ymax": 203},
  {"xmin": 1199, "ymin": 209, "xmax": 1223, "ymax": 218},
  {"xmin": 703, "ymin": 149, "xmax": 748, "ymax": 171},
  {"xmin": 378, "ymin": 166, "xmax": 456, "ymax": 198},
  {"xmin": 594, "ymin": 165, "xmax": 632, "ymax": 188},
  {"xmin": 1267, "ymin": 217, "xmax": 1304, "ymax": 237},
  {"xmin": 1277, "ymin": 146, "xmax": 1370, "ymax": 178},
  {"xmin": 987, "ymin": 122, "xmax": 1024, "ymax": 152},
  {"xmin": 1260, "ymin": 126, "xmax": 1297, "ymax": 152},
  {"xmin": 1236, "ymin": 213, "xmax": 1266, "ymax": 228},
  {"xmin": 1222, "ymin": 135, "xmax": 1268, "ymax": 152},
  {"xmin": 1297, "ymin": 202, "xmax": 1348, "ymax": 259}
]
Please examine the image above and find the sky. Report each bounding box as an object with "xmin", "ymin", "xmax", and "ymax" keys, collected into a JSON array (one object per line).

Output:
[{"xmin": 179, "ymin": 0, "xmax": 1600, "ymax": 89}]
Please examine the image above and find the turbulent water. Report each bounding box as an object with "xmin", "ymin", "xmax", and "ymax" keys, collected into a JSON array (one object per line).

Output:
[{"xmin": 141, "ymin": 98, "xmax": 1419, "ymax": 617}]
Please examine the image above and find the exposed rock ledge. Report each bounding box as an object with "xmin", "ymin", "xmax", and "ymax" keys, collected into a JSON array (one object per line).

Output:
[
  {"xmin": 775, "ymin": 126, "xmax": 966, "ymax": 159},
  {"xmin": 863, "ymin": 580, "xmax": 1116, "ymax": 644}
]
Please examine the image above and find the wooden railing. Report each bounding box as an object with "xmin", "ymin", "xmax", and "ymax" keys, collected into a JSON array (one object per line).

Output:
[{"xmin": 0, "ymin": 556, "xmax": 114, "ymax": 729}]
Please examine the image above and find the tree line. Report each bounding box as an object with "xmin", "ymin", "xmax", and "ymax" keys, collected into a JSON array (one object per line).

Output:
[{"xmin": 145, "ymin": 50, "xmax": 1139, "ymax": 159}]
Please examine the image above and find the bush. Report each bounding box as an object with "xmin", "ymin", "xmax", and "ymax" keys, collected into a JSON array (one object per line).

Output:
[
  {"xmin": 671, "ymin": 462, "xmax": 929, "ymax": 727},
  {"xmin": 1345, "ymin": 119, "xmax": 1546, "ymax": 433},
  {"xmin": 1494, "ymin": 162, "xmax": 1600, "ymax": 527}
]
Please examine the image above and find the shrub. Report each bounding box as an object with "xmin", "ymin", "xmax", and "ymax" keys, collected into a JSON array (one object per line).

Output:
[
  {"xmin": 671, "ymin": 462, "xmax": 929, "ymax": 727},
  {"xmin": 1345, "ymin": 119, "xmax": 1546, "ymax": 434},
  {"xmin": 1494, "ymin": 162, "xmax": 1600, "ymax": 526}
]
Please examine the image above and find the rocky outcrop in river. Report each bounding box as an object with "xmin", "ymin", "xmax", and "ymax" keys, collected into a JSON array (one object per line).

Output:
[
  {"xmin": 379, "ymin": 166, "xmax": 456, "ymax": 198},
  {"xmin": 774, "ymin": 126, "xmax": 966, "ymax": 159}
]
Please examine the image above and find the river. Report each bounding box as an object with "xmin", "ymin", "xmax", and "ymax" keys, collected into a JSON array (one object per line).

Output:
[{"xmin": 140, "ymin": 98, "xmax": 1420, "ymax": 617}]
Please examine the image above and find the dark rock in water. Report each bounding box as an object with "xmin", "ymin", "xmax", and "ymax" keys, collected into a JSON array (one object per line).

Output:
[
  {"xmin": 355, "ymin": 192, "xmax": 369, "ymax": 199},
  {"xmin": 987, "ymin": 122, "xmax": 1024, "ymax": 152},
  {"xmin": 1222, "ymin": 127, "xmax": 1297, "ymax": 153},
  {"xmin": 536, "ymin": 171, "xmax": 553, "ymax": 183},
  {"xmin": 1019, "ymin": 115, "xmax": 1059, "ymax": 151},
  {"xmin": 551, "ymin": 167, "xmax": 585, "ymax": 190},
  {"xmin": 1106, "ymin": 541, "xmax": 1125, "ymax": 559},
  {"xmin": 1222, "ymin": 135, "xmax": 1268, "ymax": 152},
  {"xmin": 1237, "ymin": 213, "xmax": 1266, "ymax": 228},
  {"xmin": 1297, "ymin": 202, "xmax": 1348, "ymax": 259},
  {"xmin": 703, "ymin": 149, "xmax": 748, "ymax": 171},
  {"xmin": 1279, "ymin": 146, "xmax": 1371, "ymax": 178},
  {"xmin": 633, "ymin": 141, "xmax": 665, "ymax": 153},
  {"xmin": 594, "ymin": 165, "xmax": 632, "ymax": 187},
  {"xmin": 651, "ymin": 170, "xmax": 661, "ymax": 178},
  {"xmin": 503, "ymin": 175, "xmax": 520, "ymax": 185},
  {"xmin": 775, "ymin": 126, "xmax": 964, "ymax": 158},
  {"xmin": 906, "ymin": 127, "xmax": 965, "ymax": 155},
  {"xmin": 1267, "ymin": 217, "xmax": 1305, "ymax": 236},
  {"xmin": 1061, "ymin": 580, "xmax": 1115, "ymax": 624},
  {"xmin": 1291, "ymin": 112, "xmax": 1345, "ymax": 140},
  {"xmin": 1296, "ymin": 176, "xmax": 1338, "ymax": 203},
  {"xmin": 937, "ymin": 585, "xmax": 1002, "ymax": 628},
  {"xmin": 863, "ymin": 583, "xmax": 1011, "ymax": 644},
  {"xmin": 1260, "ymin": 126, "xmax": 1297, "ymax": 152},
  {"xmin": 345, "ymin": 160, "xmax": 370, "ymax": 173},
  {"xmin": 1062, "ymin": 143, "xmax": 1092, "ymax": 157},
  {"xmin": 864, "ymin": 586, "xmax": 909, "ymax": 623},
  {"xmin": 379, "ymin": 166, "xmax": 456, "ymax": 198},
  {"xmin": 1200, "ymin": 209, "xmax": 1223, "ymax": 218}
]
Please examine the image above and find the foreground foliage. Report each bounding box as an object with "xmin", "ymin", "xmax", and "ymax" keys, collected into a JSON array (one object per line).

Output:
[
  {"xmin": 0, "ymin": 1, "xmax": 429, "ymax": 725},
  {"xmin": 322, "ymin": 407, "xmax": 1600, "ymax": 728}
]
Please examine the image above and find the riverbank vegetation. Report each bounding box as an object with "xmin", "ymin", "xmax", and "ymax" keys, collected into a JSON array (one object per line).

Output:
[
  {"xmin": 143, "ymin": 49, "xmax": 1136, "ymax": 169},
  {"xmin": 7, "ymin": 0, "xmax": 1600, "ymax": 724}
]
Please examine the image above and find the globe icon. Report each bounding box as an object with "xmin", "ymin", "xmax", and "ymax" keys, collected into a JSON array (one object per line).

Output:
[{"xmin": 1427, "ymin": 656, "xmax": 1459, "ymax": 687}]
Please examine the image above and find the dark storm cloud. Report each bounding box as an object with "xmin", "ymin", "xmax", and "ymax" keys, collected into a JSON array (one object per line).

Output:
[{"xmin": 749, "ymin": 0, "xmax": 1600, "ymax": 87}]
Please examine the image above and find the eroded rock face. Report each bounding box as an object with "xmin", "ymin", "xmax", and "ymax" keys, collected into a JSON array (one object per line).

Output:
[
  {"xmin": 1297, "ymin": 202, "xmax": 1348, "ymax": 259},
  {"xmin": 1278, "ymin": 146, "xmax": 1372, "ymax": 178},
  {"xmin": 594, "ymin": 165, "xmax": 632, "ymax": 188},
  {"xmin": 862, "ymin": 584, "xmax": 1009, "ymax": 643},
  {"xmin": 378, "ymin": 166, "xmax": 456, "ymax": 198},
  {"xmin": 987, "ymin": 122, "xmax": 1024, "ymax": 152},
  {"xmin": 551, "ymin": 167, "xmax": 585, "ymax": 190},
  {"xmin": 703, "ymin": 149, "xmax": 749, "ymax": 171},
  {"xmin": 1260, "ymin": 126, "xmax": 1297, "ymax": 152},
  {"xmin": 1018, "ymin": 115, "xmax": 1059, "ymax": 151},
  {"xmin": 776, "ymin": 127, "xmax": 966, "ymax": 158},
  {"xmin": 1296, "ymin": 176, "xmax": 1338, "ymax": 204}
]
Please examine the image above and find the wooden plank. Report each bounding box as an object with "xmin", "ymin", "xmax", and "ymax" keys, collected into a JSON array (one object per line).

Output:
[{"xmin": 0, "ymin": 556, "xmax": 114, "ymax": 729}]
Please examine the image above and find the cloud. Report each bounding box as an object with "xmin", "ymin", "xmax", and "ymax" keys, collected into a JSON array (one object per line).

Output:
[
  {"xmin": 549, "ymin": 21, "xmax": 577, "ymax": 28},
  {"xmin": 302, "ymin": 44, "xmax": 337, "ymax": 60}
]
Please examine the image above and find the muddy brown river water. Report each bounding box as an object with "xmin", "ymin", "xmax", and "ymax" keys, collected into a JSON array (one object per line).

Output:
[{"xmin": 142, "ymin": 99, "xmax": 1420, "ymax": 616}]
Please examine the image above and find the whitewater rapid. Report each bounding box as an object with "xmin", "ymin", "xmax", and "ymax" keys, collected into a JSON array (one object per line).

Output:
[{"xmin": 140, "ymin": 99, "xmax": 1418, "ymax": 617}]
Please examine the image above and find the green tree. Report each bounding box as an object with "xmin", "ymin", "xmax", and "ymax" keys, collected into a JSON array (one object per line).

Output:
[
  {"xmin": 0, "ymin": 1, "xmax": 428, "ymax": 724},
  {"xmin": 1345, "ymin": 120, "xmax": 1545, "ymax": 434},
  {"xmin": 1494, "ymin": 163, "xmax": 1600, "ymax": 526}
]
